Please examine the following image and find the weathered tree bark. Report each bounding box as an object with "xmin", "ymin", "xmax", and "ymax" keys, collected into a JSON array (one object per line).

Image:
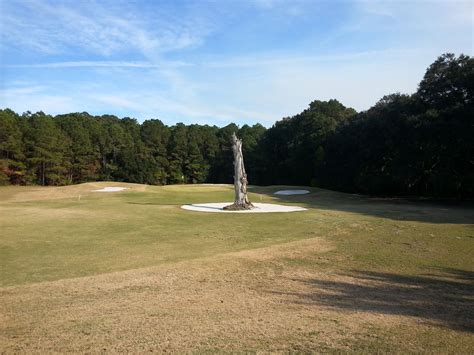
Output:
[{"xmin": 224, "ymin": 133, "xmax": 254, "ymax": 210}]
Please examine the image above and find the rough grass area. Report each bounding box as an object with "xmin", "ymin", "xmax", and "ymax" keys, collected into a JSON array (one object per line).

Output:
[{"xmin": 1, "ymin": 182, "xmax": 473, "ymax": 352}]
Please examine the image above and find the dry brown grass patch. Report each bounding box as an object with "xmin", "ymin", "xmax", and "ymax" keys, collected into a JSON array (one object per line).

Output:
[{"xmin": 2, "ymin": 236, "xmax": 470, "ymax": 352}]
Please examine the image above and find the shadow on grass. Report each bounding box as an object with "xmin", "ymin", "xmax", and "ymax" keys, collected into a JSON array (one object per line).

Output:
[
  {"xmin": 250, "ymin": 186, "xmax": 474, "ymax": 224},
  {"xmin": 270, "ymin": 268, "xmax": 474, "ymax": 332}
]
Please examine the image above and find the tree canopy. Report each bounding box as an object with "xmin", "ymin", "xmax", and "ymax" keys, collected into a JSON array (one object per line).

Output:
[{"xmin": 1, "ymin": 53, "xmax": 472, "ymax": 197}]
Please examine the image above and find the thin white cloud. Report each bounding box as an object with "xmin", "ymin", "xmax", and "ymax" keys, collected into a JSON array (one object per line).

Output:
[
  {"xmin": 202, "ymin": 48, "xmax": 423, "ymax": 68},
  {"xmin": 0, "ymin": 46, "xmax": 463, "ymax": 126},
  {"xmin": 6, "ymin": 61, "xmax": 191, "ymax": 69},
  {"xmin": 1, "ymin": 0, "xmax": 213, "ymax": 57},
  {"xmin": 357, "ymin": 0, "xmax": 473, "ymax": 29},
  {"xmin": 0, "ymin": 86, "xmax": 47, "ymax": 96},
  {"xmin": 94, "ymin": 95, "xmax": 143, "ymax": 111},
  {"xmin": 92, "ymin": 91, "xmax": 274, "ymax": 123}
]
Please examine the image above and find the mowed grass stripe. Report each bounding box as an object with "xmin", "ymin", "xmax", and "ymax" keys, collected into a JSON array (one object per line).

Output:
[
  {"xmin": 0, "ymin": 182, "xmax": 473, "ymax": 287},
  {"xmin": 1, "ymin": 183, "xmax": 318, "ymax": 286}
]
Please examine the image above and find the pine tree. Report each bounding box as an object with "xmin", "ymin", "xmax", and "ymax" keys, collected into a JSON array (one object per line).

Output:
[
  {"xmin": 22, "ymin": 112, "xmax": 71, "ymax": 185},
  {"xmin": 141, "ymin": 119, "xmax": 170, "ymax": 184},
  {"xmin": 56, "ymin": 113, "xmax": 100, "ymax": 183},
  {"xmin": 0, "ymin": 109, "xmax": 26, "ymax": 184},
  {"xmin": 167, "ymin": 123, "xmax": 188, "ymax": 184}
]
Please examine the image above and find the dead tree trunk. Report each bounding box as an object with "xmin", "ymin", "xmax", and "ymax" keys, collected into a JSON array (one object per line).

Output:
[{"xmin": 224, "ymin": 133, "xmax": 254, "ymax": 210}]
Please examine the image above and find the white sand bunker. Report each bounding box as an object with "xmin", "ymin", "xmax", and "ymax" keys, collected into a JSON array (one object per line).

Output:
[
  {"xmin": 181, "ymin": 202, "xmax": 307, "ymax": 213},
  {"xmin": 274, "ymin": 189, "xmax": 310, "ymax": 195},
  {"xmin": 92, "ymin": 187, "xmax": 129, "ymax": 192}
]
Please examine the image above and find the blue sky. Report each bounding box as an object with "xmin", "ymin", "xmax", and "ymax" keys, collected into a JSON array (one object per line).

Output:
[{"xmin": 0, "ymin": 0, "xmax": 472, "ymax": 126}]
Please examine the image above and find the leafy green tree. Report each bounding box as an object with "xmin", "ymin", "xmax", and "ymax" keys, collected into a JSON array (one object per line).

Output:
[
  {"xmin": 167, "ymin": 123, "xmax": 188, "ymax": 184},
  {"xmin": 321, "ymin": 53, "xmax": 473, "ymax": 197},
  {"xmin": 94, "ymin": 115, "xmax": 129, "ymax": 181},
  {"xmin": 55, "ymin": 112, "xmax": 100, "ymax": 183},
  {"xmin": 22, "ymin": 112, "xmax": 71, "ymax": 185},
  {"xmin": 417, "ymin": 53, "xmax": 473, "ymax": 110},
  {"xmin": 209, "ymin": 123, "xmax": 238, "ymax": 183},
  {"xmin": 141, "ymin": 119, "xmax": 170, "ymax": 184},
  {"xmin": 259, "ymin": 100, "xmax": 356, "ymax": 186},
  {"xmin": 0, "ymin": 109, "xmax": 26, "ymax": 184},
  {"xmin": 185, "ymin": 141, "xmax": 206, "ymax": 183},
  {"xmin": 185, "ymin": 127, "xmax": 207, "ymax": 183},
  {"xmin": 238, "ymin": 123, "xmax": 266, "ymax": 184},
  {"xmin": 196, "ymin": 125, "xmax": 219, "ymax": 182}
]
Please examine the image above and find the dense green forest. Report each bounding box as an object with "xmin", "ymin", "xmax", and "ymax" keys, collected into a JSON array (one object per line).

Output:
[{"xmin": 1, "ymin": 53, "xmax": 472, "ymax": 197}]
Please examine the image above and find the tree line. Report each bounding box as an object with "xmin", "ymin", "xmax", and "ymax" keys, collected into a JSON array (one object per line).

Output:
[{"xmin": 1, "ymin": 53, "xmax": 472, "ymax": 197}]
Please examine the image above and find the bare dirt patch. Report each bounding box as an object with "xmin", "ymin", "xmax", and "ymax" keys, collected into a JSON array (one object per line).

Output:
[{"xmin": 230, "ymin": 237, "xmax": 333, "ymax": 260}]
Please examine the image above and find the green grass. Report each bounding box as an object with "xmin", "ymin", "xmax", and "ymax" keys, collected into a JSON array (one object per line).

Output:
[
  {"xmin": 0, "ymin": 184, "xmax": 311, "ymax": 285},
  {"xmin": 1, "ymin": 182, "xmax": 473, "ymax": 286},
  {"xmin": 1, "ymin": 182, "xmax": 473, "ymax": 352},
  {"xmin": 0, "ymin": 182, "xmax": 474, "ymax": 353}
]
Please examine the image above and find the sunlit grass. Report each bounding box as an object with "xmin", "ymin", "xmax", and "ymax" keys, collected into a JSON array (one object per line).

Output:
[
  {"xmin": 1, "ymin": 183, "xmax": 473, "ymax": 352},
  {"xmin": 1, "ymin": 182, "xmax": 473, "ymax": 286}
]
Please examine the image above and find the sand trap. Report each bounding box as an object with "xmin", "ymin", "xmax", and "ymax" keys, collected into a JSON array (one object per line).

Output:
[
  {"xmin": 92, "ymin": 187, "xmax": 129, "ymax": 192},
  {"xmin": 274, "ymin": 190, "xmax": 310, "ymax": 195},
  {"xmin": 181, "ymin": 202, "xmax": 307, "ymax": 213}
]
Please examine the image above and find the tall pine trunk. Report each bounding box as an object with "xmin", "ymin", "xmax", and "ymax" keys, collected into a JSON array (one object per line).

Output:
[{"xmin": 41, "ymin": 160, "xmax": 45, "ymax": 186}]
